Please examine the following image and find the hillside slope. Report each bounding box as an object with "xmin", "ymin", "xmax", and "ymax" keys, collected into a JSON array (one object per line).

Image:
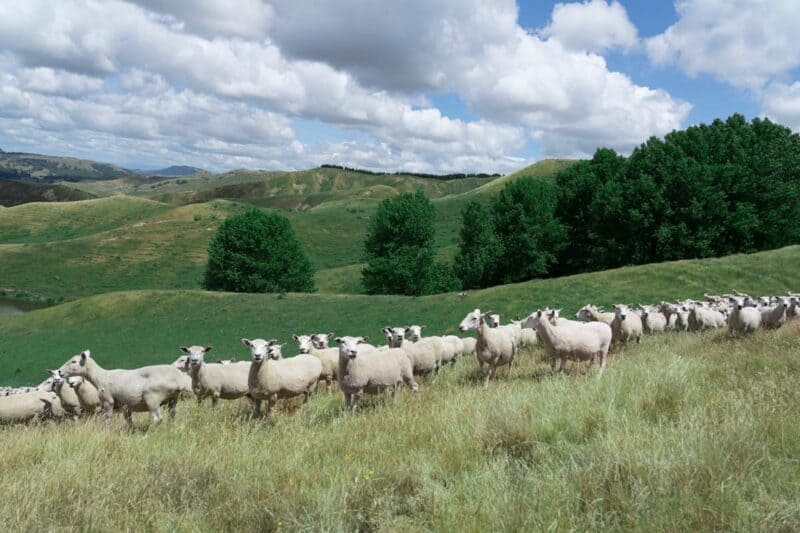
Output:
[
  {"xmin": 0, "ymin": 150, "xmax": 134, "ymax": 182},
  {"xmin": 0, "ymin": 178, "xmax": 95, "ymax": 206},
  {"xmin": 1, "ymin": 245, "xmax": 798, "ymax": 385}
]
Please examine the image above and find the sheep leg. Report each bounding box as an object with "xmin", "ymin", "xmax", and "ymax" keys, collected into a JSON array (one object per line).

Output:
[
  {"xmin": 559, "ymin": 355, "xmax": 567, "ymax": 372},
  {"xmin": 302, "ymin": 391, "xmax": 310, "ymax": 404},
  {"xmin": 211, "ymin": 393, "xmax": 220, "ymax": 407},
  {"xmin": 167, "ymin": 398, "xmax": 178, "ymax": 420},
  {"xmin": 485, "ymin": 361, "xmax": 498, "ymax": 386},
  {"xmin": 104, "ymin": 403, "xmax": 116, "ymax": 428},
  {"xmin": 352, "ymin": 391, "xmax": 362, "ymax": 411},
  {"xmin": 550, "ymin": 356, "xmax": 558, "ymax": 372},
  {"xmin": 252, "ymin": 398, "xmax": 262, "ymax": 418},
  {"xmin": 343, "ymin": 392, "xmax": 352, "ymax": 409},
  {"xmin": 122, "ymin": 407, "xmax": 132, "ymax": 428},
  {"xmin": 598, "ymin": 351, "xmax": 607, "ymax": 375}
]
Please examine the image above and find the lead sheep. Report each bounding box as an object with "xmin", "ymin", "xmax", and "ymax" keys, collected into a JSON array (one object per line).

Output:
[
  {"xmin": 181, "ymin": 345, "xmax": 251, "ymax": 406},
  {"xmin": 525, "ymin": 309, "xmax": 612, "ymax": 374},
  {"xmin": 60, "ymin": 350, "xmax": 193, "ymax": 427},
  {"xmin": 459, "ymin": 309, "xmax": 516, "ymax": 386},
  {"xmin": 242, "ymin": 338, "xmax": 322, "ymax": 418},
  {"xmin": 336, "ymin": 336, "xmax": 418, "ymax": 409}
]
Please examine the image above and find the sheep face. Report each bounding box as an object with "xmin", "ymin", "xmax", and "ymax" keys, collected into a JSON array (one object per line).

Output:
[
  {"xmin": 48, "ymin": 369, "xmax": 65, "ymax": 387},
  {"xmin": 67, "ymin": 376, "xmax": 84, "ymax": 389},
  {"xmin": 172, "ymin": 355, "xmax": 190, "ymax": 370},
  {"xmin": 312, "ymin": 333, "xmax": 334, "ymax": 349},
  {"xmin": 267, "ymin": 344, "xmax": 283, "ymax": 360},
  {"xmin": 382, "ymin": 327, "xmax": 408, "ymax": 348},
  {"xmin": 241, "ymin": 338, "xmax": 276, "ymax": 363},
  {"xmin": 613, "ymin": 305, "xmax": 629, "ymax": 321},
  {"xmin": 730, "ymin": 296, "xmax": 746, "ymax": 311},
  {"xmin": 458, "ymin": 309, "xmax": 485, "ymax": 332},
  {"xmin": 293, "ymin": 335, "xmax": 314, "ymax": 354},
  {"xmin": 576, "ymin": 306, "xmax": 593, "ymax": 320},
  {"xmin": 335, "ymin": 336, "xmax": 367, "ymax": 359},
  {"xmin": 181, "ymin": 345, "xmax": 212, "ymax": 367},
  {"xmin": 62, "ymin": 350, "xmax": 92, "ymax": 377},
  {"xmin": 407, "ymin": 325, "xmax": 426, "ymax": 341}
]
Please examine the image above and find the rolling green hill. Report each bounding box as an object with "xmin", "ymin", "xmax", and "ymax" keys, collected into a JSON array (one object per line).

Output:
[
  {"xmin": 0, "ymin": 160, "xmax": 573, "ymax": 299},
  {"xmin": 1, "ymin": 244, "xmax": 798, "ymax": 385}
]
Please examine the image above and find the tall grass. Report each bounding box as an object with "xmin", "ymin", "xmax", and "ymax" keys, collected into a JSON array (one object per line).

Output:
[{"xmin": 1, "ymin": 323, "xmax": 798, "ymax": 530}]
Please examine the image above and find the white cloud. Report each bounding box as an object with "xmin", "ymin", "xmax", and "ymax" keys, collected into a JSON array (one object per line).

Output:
[
  {"xmin": 760, "ymin": 82, "xmax": 800, "ymax": 131},
  {"xmin": 646, "ymin": 0, "xmax": 800, "ymax": 90},
  {"xmin": 540, "ymin": 0, "xmax": 638, "ymax": 52},
  {"xmin": 0, "ymin": 0, "xmax": 690, "ymax": 171}
]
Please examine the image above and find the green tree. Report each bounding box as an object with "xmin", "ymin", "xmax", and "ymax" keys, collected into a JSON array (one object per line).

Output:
[
  {"xmin": 362, "ymin": 189, "xmax": 440, "ymax": 295},
  {"xmin": 203, "ymin": 209, "xmax": 315, "ymax": 293},
  {"xmin": 454, "ymin": 200, "xmax": 501, "ymax": 289},
  {"xmin": 491, "ymin": 177, "xmax": 567, "ymax": 283}
]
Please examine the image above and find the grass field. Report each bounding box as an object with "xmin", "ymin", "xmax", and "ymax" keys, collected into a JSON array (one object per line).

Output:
[
  {"xmin": 0, "ymin": 318, "xmax": 797, "ymax": 530},
  {"xmin": 1, "ymin": 245, "xmax": 798, "ymax": 386}
]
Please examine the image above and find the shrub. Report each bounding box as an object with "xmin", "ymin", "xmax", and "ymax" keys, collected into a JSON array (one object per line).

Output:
[{"xmin": 203, "ymin": 209, "xmax": 315, "ymax": 293}]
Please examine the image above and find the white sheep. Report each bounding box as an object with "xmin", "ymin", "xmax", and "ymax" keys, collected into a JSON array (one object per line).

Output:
[
  {"xmin": 575, "ymin": 304, "xmax": 615, "ymax": 325},
  {"xmin": 407, "ymin": 325, "xmax": 455, "ymax": 365},
  {"xmin": 728, "ymin": 297, "xmax": 761, "ymax": 337},
  {"xmin": 383, "ymin": 327, "xmax": 440, "ymax": 375},
  {"xmin": 442, "ymin": 335, "xmax": 465, "ymax": 363},
  {"xmin": 336, "ymin": 336, "xmax": 418, "ymax": 409},
  {"xmin": 787, "ymin": 296, "xmax": 800, "ymax": 320},
  {"xmin": 60, "ymin": 350, "xmax": 193, "ymax": 427},
  {"xmin": 639, "ymin": 305, "xmax": 668, "ymax": 334},
  {"xmin": 294, "ymin": 333, "xmax": 339, "ymax": 389},
  {"xmin": 760, "ymin": 297, "xmax": 790, "ymax": 330},
  {"xmin": 66, "ymin": 376, "xmax": 101, "ymax": 414},
  {"xmin": 611, "ymin": 304, "xmax": 643, "ymax": 348},
  {"xmin": 526, "ymin": 309, "xmax": 612, "ymax": 374},
  {"xmin": 242, "ymin": 338, "xmax": 322, "ymax": 418},
  {"xmin": 47, "ymin": 369, "xmax": 82, "ymax": 420},
  {"xmin": 458, "ymin": 309, "xmax": 516, "ymax": 385},
  {"xmin": 0, "ymin": 390, "xmax": 65, "ymax": 424},
  {"xmin": 510, "ymin": 320, "xmax": 538, "ymax": 348},
  {"xmin": 461, "ymin": 337, "xmax": 477, "ymax": 357},
  {"xmin": 686, "ymin": 302, "xmax": 726, "ymax": 331},
  {"xmin": 181, "ymin": 345, "xmax": 251, "ymax": 406}
]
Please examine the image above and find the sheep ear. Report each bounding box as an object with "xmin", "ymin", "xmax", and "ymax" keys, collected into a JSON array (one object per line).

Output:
[
  {"xmin": 327, "ymin": 332, "xmax": 334, "ymax": 338},
  {"xmin": 181, "ymin": 346, "xmax": 190, "ymax": 353},
  {"xmin": 334, "ymin": 337, "xmax": 344, "ymax": 344},
  {"xmin": 241, "ymin": 338, "xmax": 252, "ymax": 347},
  {"xmin": 204, "ymin": 346, "xmax": 212, "ymax": 353},
  {"xmin": 80, "ymin": 350, "xmax": 90, "ymax": 363},
  {"xmin": 359, "ymin": 336, "xmax": 368, "ymax": 343},
  {"xmin": 292, "ymin": 334, "xmax": 299, "ymax": 340},
  {"xmin": 382, "ymin": 327, "xmax": 391, "ymax": 334},
  {"xmin": 420, "ymin": 325, "xmax": 426, "ymax": 330},
  {"xmin": 267, "ymin": 339, "xmax": 278, "ymax": 345}
]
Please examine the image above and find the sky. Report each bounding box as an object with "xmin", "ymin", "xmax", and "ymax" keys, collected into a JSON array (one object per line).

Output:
[{"xmin": 0, "ymin": 0, "xmax": 798, "ymax": 173}]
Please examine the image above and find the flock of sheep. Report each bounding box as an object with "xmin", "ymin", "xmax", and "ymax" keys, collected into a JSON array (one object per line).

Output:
[{"xmin": 1, "ymin": 290, "xmax": 798, "ymax": 428}]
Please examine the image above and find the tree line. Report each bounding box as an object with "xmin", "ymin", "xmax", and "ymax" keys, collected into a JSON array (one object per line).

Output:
[{"xmin": 202, "ymin": 114, "xmax": 800, "ymax": 296}]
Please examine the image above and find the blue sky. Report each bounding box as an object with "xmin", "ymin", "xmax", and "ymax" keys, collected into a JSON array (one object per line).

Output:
[{"xmin": 0, "ymin": 1, "xmax": 797, "ymax": 173}]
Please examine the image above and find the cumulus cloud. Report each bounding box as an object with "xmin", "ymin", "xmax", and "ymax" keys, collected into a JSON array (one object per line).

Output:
[
  {"xmin": 646, "ymin": 0, "xmax": 800, "ymax": 90},
  {"xmin": 760, "ymin": 82, "xmax": 800, "ymax": 131},
  {"xmin": 0, "ymin": 0, "xmax": 690, "ymax": 171},
  {"xmin": 540, "ymin": 0, "xmax": 638, "ymax": 53}
]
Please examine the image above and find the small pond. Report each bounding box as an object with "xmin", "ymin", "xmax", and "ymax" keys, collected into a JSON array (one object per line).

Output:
[{"xmin": 0, "ymin": 297, "xmax": 48, "ymax": 316}]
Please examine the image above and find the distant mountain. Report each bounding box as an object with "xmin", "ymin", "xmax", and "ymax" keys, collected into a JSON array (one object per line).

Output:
[
  {"xmin": 0, "ymin": 178, "xmax": 95, "ymax": 206},
  {"xmin": 0, "ymin": 150, "xmax": 134, "ymax": 182},
  {"xmin": 136, "ymin": 165, "xmax": 207, "ymax": 178}
]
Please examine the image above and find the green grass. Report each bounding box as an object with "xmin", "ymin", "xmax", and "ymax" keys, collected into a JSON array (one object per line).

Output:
[
  {"xmin": 0, "ymin": 320, "xmax": 798, "ymax": 530},
  {"xmin": 1, "ymin": 245, "xmax": 799, "ymax": 385}
]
